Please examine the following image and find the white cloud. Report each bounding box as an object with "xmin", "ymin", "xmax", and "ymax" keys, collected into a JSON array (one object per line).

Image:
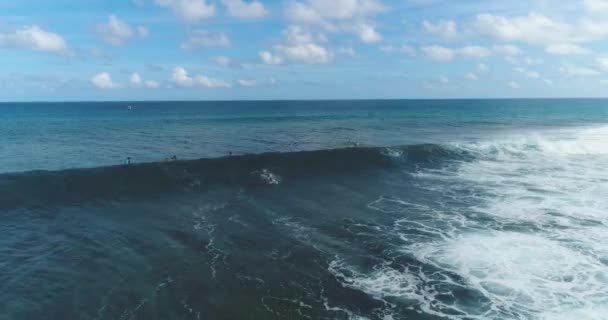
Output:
[
  {"xmin": 130, "ymin": 72, "xmax": 143, "ymax": 86},
  {"xmin": 155, "ymin": 0, "xmax": 215, "ymax": 22},
  {"xmin": 181, "ymin": 30, "xmax": 230, "ymax": 50},
  {"xmin": 524, "ymin": 57, "xmax": 543, "ymax": 65},
  {"xmin": 0, "ymin": 25, "xmax": 68, "ymax": 54},
  {"xmin": 422, "ymin": 45, "xmax": 490, "ymax": 61},
  {"xmin": 170, "ymin": 66, "xmax": 230, "ymax": 88},
  {"xmin": 238, "ymin": 79, "xmax": 258, "ymax": 87},
  {"xmin": 595, "ymin": 56, "xmax": 608, "ymax": 71},
  {"xmin": 283, "ymin": 25, "xmax": 326, "ymax": 45},
  {"xmin": 96, "ymin": 15, "xmax": 147, "ymax": 45},
  {"xmin": 337, "ymin": 47, "xmax": 356, "ymax": 56},
  {"xmin": 259, "ymin": 51, "xmax": 283, "ymax": 65},
  {"xmin": 460, "ymin": 45, "xmax": 491, "ymax": 58},
  {"xmin": 515, "ymin": 67, "xmax": 540, "ymax": 79},
  {"xmin": 475, "ymin": 13, "xmax": 573, "ymax": 46},
  {"xmin": 91, "ymin": 72, "xmax": 113, "ymax": 89},
  {"xmin": 144, "ymin": 80, "xmax": 160, "ymax": 88},
  {"xmin": 211, "ymin": 55, "xmax": 231, "ymax": 66},
  {"xmin": 137, "ymin": 26, "xmax": 150, "ymax": 37},
  {"xmin": 285, "ymin": 0, "xmax": 385, "ymax": 24},
  {"xmin": 195, "ymin": 74, "xmax": 231, "ymax": 88},
  {"xmin": 171, "ymin": 66, "xmax": 194, "ymax": 86},
  {"xmin": 422, "ymin": 20, "xmax": 458, "ymax": 39},
  {"xmin": 476, "ymin": 63, "xmax": 489, "ymax": 74},
  {"xmin": 508, "ymin": 81, "xmax": 520, "ymax": 89},
  {"xmin": 422, "ymin": 45, "xmax": 455, "ymax": 61},
  {"xmin": 466, "ymin": 73, "xmax": 478, "ymax": 81},
  {"xmin": 274, "ymin": 43, "xmax": 333, "ymax": 64},
  {"xmin": 476, "ymin": 11, "xmax": 608, "ymax": 46},
  {"xmin": 560, "ymin": 64, "xmax": 601, "ymax": 76},
  {"xmin": 130, "ymin": 72, "xmax": 161, "ymax": 88},
  {"xmin": 584, "ymin": 0, "xmax": 608, "ymax": 13},
  {"xmin": 260, "ymin": 25, "xmax": 333, "ymax": 65},
  {"xmin": 381, "ymin": 45, "xmax": 416, "ymax": 56},
  {"xmin": 493, "ymin": 44, "xmax": 522, "ymax": 56},
  {"xmin": 352, "ymin": 23, "xmax": 382, "ymax": 43},
  {"xmin": 238, "ymin": 77, "xmax": 277, "ymax": 87},
  {"xmin": 546, "ymin": 43, "xmax": 590, "ymax": 55},
  {"xmin": 221, "ymin": 0, "xmax": 267, "ymax": 18},
  {"xmin": 284, "ymin": 0, "xmax": 385, "ymax": 44}
]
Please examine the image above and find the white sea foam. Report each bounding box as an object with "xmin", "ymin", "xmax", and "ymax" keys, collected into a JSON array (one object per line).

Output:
[
  {"xmin": 329, "ymin": 259, "xmax": 419, "ymax": 300},
  {"xmin": 396, "ymin": 125, "xmax": 608, "ymax": 319},
  {"xmin": 252, "ymin": 168, "xmax": 282, "ymax": 185},
  {"xmin": 413, "ymin": 232, "xmax": 608, "ymax": 319}
]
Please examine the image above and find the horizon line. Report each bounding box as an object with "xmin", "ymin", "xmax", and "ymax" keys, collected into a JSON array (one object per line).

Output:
[{"xmin": 2, "ymin": 97, "xmax": 608, "ymax": 104}]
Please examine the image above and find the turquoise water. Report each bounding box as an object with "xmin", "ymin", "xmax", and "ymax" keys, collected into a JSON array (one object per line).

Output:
[{"xmin": 1, "ymin": 99, "xmax": 608, "ymax": 319}]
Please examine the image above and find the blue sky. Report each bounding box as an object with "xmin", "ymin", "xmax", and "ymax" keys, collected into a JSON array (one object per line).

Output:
[{"xmin": 2, "ymin": 0, "xmax": 608, "ymax": 101}]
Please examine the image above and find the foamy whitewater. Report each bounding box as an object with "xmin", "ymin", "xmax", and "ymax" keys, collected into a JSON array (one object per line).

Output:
[{"xmin": 0, "ymin": 100, "xmax": 607, "ymax": 319}]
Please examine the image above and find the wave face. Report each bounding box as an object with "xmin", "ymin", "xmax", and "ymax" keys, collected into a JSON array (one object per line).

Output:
[
  {"xmin": 0, "ymin": 144, "xmax": 468, "ymax": 210},
  {"xmin": 2, "ymin": 101, "xmax": 608, "ymax": 320}
]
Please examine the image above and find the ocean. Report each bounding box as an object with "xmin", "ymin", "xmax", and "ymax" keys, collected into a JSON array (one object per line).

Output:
[{"xmin": 1, "ymin": 99, "xmax": 607, "ymax": 320}]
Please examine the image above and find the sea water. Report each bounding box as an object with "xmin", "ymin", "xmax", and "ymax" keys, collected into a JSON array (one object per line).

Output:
[{"xmin": 0, "ymin": 99, "xmax": 607, "ymax": 319}]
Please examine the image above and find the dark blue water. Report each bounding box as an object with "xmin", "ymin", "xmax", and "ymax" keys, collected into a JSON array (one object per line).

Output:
[{"xmin": 1, "ymin": 100, "xmax": 608, "ymax": 319}]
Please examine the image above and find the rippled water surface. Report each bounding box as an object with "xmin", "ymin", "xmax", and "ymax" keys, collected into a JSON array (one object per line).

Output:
[{"xmin": 1, "ymin": 100, "xmax": 607, "ymax": 319}]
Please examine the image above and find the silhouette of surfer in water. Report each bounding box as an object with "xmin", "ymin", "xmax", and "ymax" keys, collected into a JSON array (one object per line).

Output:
[{"xmin": 125, "ymin": 157, "xmax": 132, "ymax": 165}]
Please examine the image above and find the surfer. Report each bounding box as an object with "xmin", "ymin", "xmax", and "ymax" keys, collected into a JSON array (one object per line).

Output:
[{"xmin": 125, "ymin": 157, "xmax": 131, "ymax": 165}]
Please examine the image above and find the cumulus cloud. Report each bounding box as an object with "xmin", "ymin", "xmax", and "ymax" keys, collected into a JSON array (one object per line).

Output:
[
  {"xmin": 274, "ymin": 43, "xmax": 333, "ymax": 64},
  {"xmin": 128, "ymin": 73, "xmax": 159, "ymax": 88},
  {"xmin": 351, "ymin": 23, "xmax": 382, "ymax": 43},
  {"xmin": 130, "ymin": 72, "xmax": 143, "ymax": 86},
  {"xmin": 181, "ymin": 30, "xmax": 230, "ymax": 50},
  {"xmin": 0, "ymin": 26, "xmax": 68, "ymax": 54},
  {"xmin": 545, "ymin": 43, "xmax": 591, "ymax": 55},
  {"xmin": 515, "ymin": 67, "xmax": 540, "ymax": 79},
  {"xmin": 460, "ymin": 46, "xmax": 491, "ymax": 58},
  {"xmin": 155, "ymin": 0, "xmax": 215, "ymax": 22},
  {"xmin": 493, "ymin": 44, "xmax": 522, "ymax": 56},
  {"xmin": 466, "ymin": 73, "xmax": 478, "ymax": 81},
  {"xmin": 195, "ymin": 74, "xmax": 231, "ymax": 88},
  {"xmin": 210, "ymin": 56, "xmax": 231, "ymax": 66},
  {"xmin": 381, "ymin": 45, "xmax": 416, "ymax": 56},
  {"xmin": 238, "ymin": 77, "xmax": 277, "ymax": 87},
  {"xmin": 422, "ymin": 45, "xmax": 455, "ymax": 61},
  {"xmin": 476, "ymin": 63, "xmax": 489, "ymax": 74},
  {"xmin": 91, "ymin": 72, "xmax": 113, "ymax": 89},
  {"xmin": 476, "ymin": 11, "xmax": 608, "ymax": 46},
  {"xmin": 560, "ymin": 64, "xmax": 601, "ymax": 76},
  {"xmin": 284, "ymin": 0, "xmax": 385, "ymax": 44},
  {"xmin": 259, "ymin": 51, "xmax": 283, "ymax": 65},
  {"xmin": 96, "ymin": 15, "xmax": 148, "ymax": 45},
  {"xmin": 422, "ymin": 45, "xmax": 490, "ymax": 61},
  {"xmin": 337, "ymin": 47, "xmax": 356, "ymax": 57},
  {"xmin": 259, "ymin": 25, "xmax": 334, "ymax": 65},
  {"xmin": 595, "ymin": 56, "xmax": 608, "ymax": 71},
  {"xmin": 422, "ymin": 20, "xmax": 458, "ymax": 39},
  {"xmin": 508, "ymin": 80, "xmax": 520, "ymax": 89},
  {"xmin": 144, "ymin": 80, "xmax": 160, "ymax": 88},
  {"xmin": 222, "ymin": 0, "xmax": 267, "ymax": 18},
  {"xmin": 170, "ymin": 66, "xmax": 230, "ymax": 88},
  {"xmin": 171, "ymin": 67, "xmax": 194, "ymax": 86},
  {"xmin": 476, "ymin": 13, "xmax": 573, "ymax": 45},
  {"xmin": 584, "ymin": 0, "xmax": 608, "ymax": 13},
  {"xmin": 285, "ymin": 0, "xmax": 385, "ymax": 24}
]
